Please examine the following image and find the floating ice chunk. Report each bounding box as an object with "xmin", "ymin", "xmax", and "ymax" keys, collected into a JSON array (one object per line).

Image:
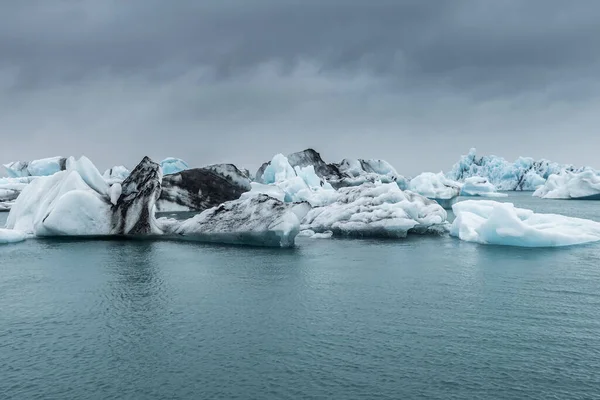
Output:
[
  {"xmin": 460, "ymin": 177, "xmax": 508, "ymax": 198},
  {"xmin": 3, "ymin": 156, "xmax": 66, "ymax": 178},
  {"xmin": 166, "ymin": 194, "xmax": 312, "ymax": 247},
  {"xmin": 160, "ymin": 157, "xmax": 189, "ymax": 175},
  {"xmin": 409, "ymin": 172, "xmax": 462, "ymax": 201},
  {"xmin": 0, "ymin": 228, "xmax": 26, "ymax": 244},
  {"xmin": 533, "ymin": 170, "xmax": 600, "ymax": 200},
  {"xmin": 301, "ymin": 182, "xmax": 447, "ymax": 238},
  {"xmin": 7, "ymin": 156, "xmax": 163, "ymax": 237},
  {"xmin": 451, "ymin": 200, "xmax": 600, "ymax": 247}
]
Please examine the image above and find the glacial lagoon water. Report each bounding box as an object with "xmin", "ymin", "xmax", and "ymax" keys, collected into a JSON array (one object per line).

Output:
[{"xmin": 1, "ymin": 192, "xmax": 600, "ymax": 399}]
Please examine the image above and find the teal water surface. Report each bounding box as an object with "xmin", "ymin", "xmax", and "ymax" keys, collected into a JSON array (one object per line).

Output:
[{"xmin": 1, "ymin": 193, "xmax": 600, "ymax": 399}]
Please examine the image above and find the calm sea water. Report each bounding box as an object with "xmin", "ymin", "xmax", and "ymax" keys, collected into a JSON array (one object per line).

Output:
[{"xmin": 1, "ymin": 193, "xmax": 600, "ymax": 399}]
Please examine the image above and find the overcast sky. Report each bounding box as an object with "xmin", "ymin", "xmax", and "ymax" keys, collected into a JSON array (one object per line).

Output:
[{"xmin": 1, "ymin": 0, "xmax": 599, "ymax": 176}]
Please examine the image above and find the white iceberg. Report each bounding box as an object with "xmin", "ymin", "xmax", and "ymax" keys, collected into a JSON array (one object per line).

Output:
[
  {"xmin": 3, "ymin": 156, "xmax": 67, "ymax": 178},
  {"xmin": 160, "ymin": 157, "xmax": 189, "ymax": 175},
  {"xmin": 451, "ymin": 200, "xmax": 600, "ymax": 247},
  {"xmin": 460, "ymin": 177, "xmax": 507, "ymax": 198},
  {"xmin": 162, "ymin": 194, "xmax": 312, "ymax": 247},
  {"xmin": 533, "ymin": 170, "xmax": 600, "ymax": 200},
  {"xmin": 301, "ymin": 182, "xmax": 447, "ymax": 238},
  {"xmin": 0, "ymin": 228, "xmax": 26, "ymax": 244},
  {"xmin": 6, "ymin": 156, "xmax": 162, "ymax": 236},
  {"xmin": 447, "ymin": 148, "xmax": 581, "ymax": 191}
]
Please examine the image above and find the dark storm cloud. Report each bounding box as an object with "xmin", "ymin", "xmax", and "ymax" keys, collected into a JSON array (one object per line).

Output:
[{"xmin": 1, "ymin": 0, "xmax": 600, "ymax": 175}]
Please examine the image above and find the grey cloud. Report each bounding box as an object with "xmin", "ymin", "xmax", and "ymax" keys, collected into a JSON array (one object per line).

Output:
[{"xmin": 1, "ymin": 1, "xmax": 600, "ymax": 176}]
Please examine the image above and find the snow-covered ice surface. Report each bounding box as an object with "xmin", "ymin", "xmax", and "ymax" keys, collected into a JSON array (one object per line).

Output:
[
  {"xmin": 3, "ymin": 156, "xmax": 67, "ymax": 178},
  {"xmin": 451, "ymin": 200, "xmax": 600, "ymax": 247},
  {"xmin": 301, "ymin": 182, "xmax": 447, "ymax": 238},
  {"xmin": 448, "ymin": 148, "xmax": 583, "ymax": 191},
  {"xmin": 460, "ymin": 177, "xmax": 508, "ymax": 198},
  {"xmin": 533, "ymin": 170, "xmax": 600, "ymax": 200},
  {"xmin": 256, "ymin": 149, "xmax": 408, "ymax": 190},
  {"xmin": 162, "ymin": 195, "xmax": 312, "ymax": 247},
  {"xmin": 160, "ymin": 158, "xmax": 189, "ymax": 175},
  {"xmin": 157, "ymin": 164, "xmax": 251, "ymax": 212}
]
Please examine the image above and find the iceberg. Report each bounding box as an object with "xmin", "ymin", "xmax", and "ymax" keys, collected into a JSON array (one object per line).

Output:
[
  {"xmin": 533, "ymin": 170, "xmax": 600, "ymax": 200},
  {"xmin": 161, "ymin": 195, "xmax": 312, "ymax": 247},
  {"xmin": 460, "ymin": 177, "xmax": 508, "ymax": 198},
  {"xmin": 3, "ymin": 156, "xmax": 67, "ymax": 178},
  {"xmin": 6, "ymin": 156, "xmax": 308, "ymax": 247},
  {"xmin": 160, "ymin": 157, "xmax": 189, "ymax": 175},
  {"xmin": 6, "ymin": 156, "xmax": 162, "ymax": 236},
  {"xmin": 256, "ymin": 149, "xmax": 408, "ymax": 190},
  {"xmin": 301, "ymin": 182, "xmax": 447, "ymax": 238},
  {"xmin": 408, "ymin": 172, "xmax": 462, "ymax": 208},
  {"xmin": 450, "ymin": 200, "xmax": 600, "ymax": 247},
  {"xmin": 157, "ymin": 164, "xmax": 251, "ymax": 212},
  {"xmin": 447, "ymin": 148, "xmax": 580, "ymax": 191}
]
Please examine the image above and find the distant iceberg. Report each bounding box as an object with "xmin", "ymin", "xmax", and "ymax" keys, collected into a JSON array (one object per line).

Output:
[
  {"xmin": 256, "ymin": 149, "xmax": 409, "ymax": 190},
  {"xmin": 460, "ymin": 177, "xmax": 507, "ymax": 198},
  {"xmin": 160, "ymin": 157, "xmax": 189, "ymax": 175},
  {"xmin": 533, "ymin": 170, "xmax": 600, "ymax": 200},
  {"xmin": 451, "ymin": 200, "xmax": 600, "ymax": 247},
  {"xmin": 3, "ymin": 156, "xmax": 67, "ymax": 178},
  {"xmin": 447, "ymin": 148, "xmax": 580, "ymax": 191}
]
